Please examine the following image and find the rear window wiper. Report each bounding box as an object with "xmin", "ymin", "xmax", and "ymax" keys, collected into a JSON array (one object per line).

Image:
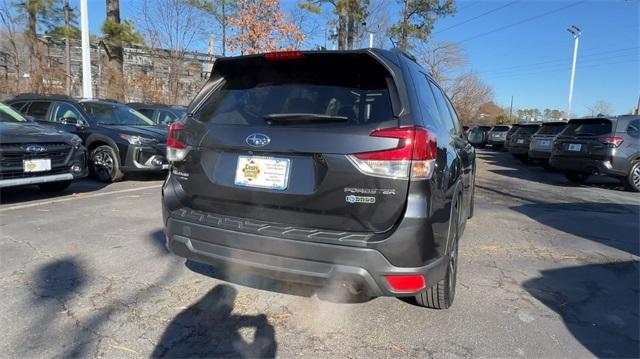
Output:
[{"xmin": 264, "ymin": 113, "xmax": 349, "ymax": 125}]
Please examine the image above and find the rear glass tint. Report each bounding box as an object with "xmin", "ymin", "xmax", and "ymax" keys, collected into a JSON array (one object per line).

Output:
[
  {"xmin": 198, "ymin": 56, "xmax": 394, "ymax": 127},
  {"xmin": 564, "ymin": 119, "xmax": 612, "ymax": 136},
  {"xmin": 492, "ymin": 126, "xmax": 510, "ymax": 131},
  {"xmin": 516, "ymin": 125, "xmax": 540, "ymax": 135},
  {"xmin": 537, "ymin": 124, "xmax": 566, "ymax": 135}
]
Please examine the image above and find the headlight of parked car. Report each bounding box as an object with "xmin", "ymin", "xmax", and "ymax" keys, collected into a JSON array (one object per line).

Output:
[
  {"xmin": 70, "ymin": 135, "xmax": 83, "ymax": 148},
  {"xmin": 119, "ymin": 134, "xmax": 156, "ymax": 145}
]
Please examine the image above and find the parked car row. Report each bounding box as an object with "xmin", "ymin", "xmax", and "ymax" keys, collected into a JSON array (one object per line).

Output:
[
  {"xmin": 502, "ymin": 116, "xmax": 639, "ymax": 192},
  {"xmin": 1, "ymin": 94, "xmax": 185, "ymax": 189}
]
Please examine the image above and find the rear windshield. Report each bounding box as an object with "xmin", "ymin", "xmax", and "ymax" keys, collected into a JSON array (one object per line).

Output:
[
  {"xmin": 491, "ymin": 126, "xmax": 510, "ymax": 132},
  {"xmin": 198, "ymin": 56, "xmax": 394, "ymax": 127},
  {"xmin": 537, "ymin": 124, "xmax": 566, "ymax": 135},
  {"xmin": 564, "ymin": 119, "xmax": 612, "ymax": 136},
  {"xmin": 516, "ymin": 125, "xmax": 540, "ymax": 135}
]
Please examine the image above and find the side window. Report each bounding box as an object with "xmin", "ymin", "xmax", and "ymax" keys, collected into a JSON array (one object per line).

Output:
[
  {"xmin": 443, "ymin": 92, "xmax": 462, "ymax": 135},
  {"xmin": 157, "ymin": 110, "xmax": 178, "ymax": 125},
  {"xmin": 428, "ymin": 81, "xmax": 455, "ymax": 134},
  {"xmin": 9, "ymin": 101, "xmax": 27, "ymax": 112},
  {"xmin": 25, "ymin": 101, "xmax": 52, "ymax": 121},
  {"xmin": 412, "ymin": 71, "xmax": 445, "ymax": 131},
  {"xmin": 137, "ymin": 108, "xmax": 155, "ymax": 120},
  {"xmin": 627, "ymin": 119, "xmax": 640, "ymax": 138},
  {"xmin": 51, "ymin": 102, "xmax": 83, "ymax": 123}
]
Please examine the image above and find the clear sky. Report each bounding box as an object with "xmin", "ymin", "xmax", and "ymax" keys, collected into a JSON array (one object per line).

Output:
[{"xmin": 72, "ymin": 0, "xmax": 639, "ymax": 116}]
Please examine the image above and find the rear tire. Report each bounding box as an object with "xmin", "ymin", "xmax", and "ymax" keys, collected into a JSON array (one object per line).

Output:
[
  {"xmin": 623, "ymin": 161, "xmax": 640, "ymax": 192},
  {"xmin": 517, "ymin": 155, "xmax": 530, "ymax": 163},
  {"xmin": 38, "ymin": 180, "xmax": 72, "ymax": 191},
  {"xmin": 415, "ymin": 197, "xmax": 459, "ymax": 309},
  {"xmin": 541, "ymin": 159, "xmax": 553, "ymax": 170},
  {"xmin": 91, "ymin": 145, "xmax": 123, "ymax": 183},
  {"xmin": 564, "ymin": 171, "xmax": 589, "ymax": 184}
]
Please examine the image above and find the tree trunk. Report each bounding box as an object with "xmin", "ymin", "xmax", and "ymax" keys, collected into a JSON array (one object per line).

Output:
[
  {"xmin": 338, "ymin": 13, "xmax": 347, "ymax": 50},
  {"xmin": 106, "ymin": 0, "xmax": 125, "ymax": 101},
  {"xmin": 347, "ymin": 11, "xmax": 354, "ymax": 50},
  {"xmin": 221, "ymin": 0, "xmax": 226, "ymax": 56},
  {"xmin": 27, "ymin": 0, "xmax": 43, "ymax": 92},
  {"xmin": 399, "ymin": 0, "xmax": 409, "ymax": 50}
]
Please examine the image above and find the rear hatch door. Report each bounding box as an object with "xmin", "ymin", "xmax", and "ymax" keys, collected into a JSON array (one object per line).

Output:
[
  {"xmin": 554, "ymin": 118, "xmax": 613, "ymax": 158},
  {"xmin": 177, "ymin": 52, "xmax": 410, "ymax": 233}
]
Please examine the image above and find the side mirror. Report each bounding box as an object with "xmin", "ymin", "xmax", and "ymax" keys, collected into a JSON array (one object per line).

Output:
[{"xmin": 60, "ymin": 117, "xmax": 80, "ymax": 126}]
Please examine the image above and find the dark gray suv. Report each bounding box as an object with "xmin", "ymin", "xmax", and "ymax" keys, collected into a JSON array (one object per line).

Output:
[
  {"xmin": 162, "ymin": 49, "xmax": 476, "ymax": 309},
  {"xmin": 550, "ymin": 116, "xmax": 640, "ymax": 191}
]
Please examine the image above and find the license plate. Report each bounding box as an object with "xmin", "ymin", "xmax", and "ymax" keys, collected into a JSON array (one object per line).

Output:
[
  {"xmin": 568, "ymin": 143, "xmax": 582, "ymax": 151},
  {"xmin": 234, "ymin": 155, "xmax": 290, "ymax": 190},
  {"xmin": 539, "ymin": 139, "xmax": 551, "ymax": 146},
  {"xmin": 23, "ymin": 159, "xmax": 51, "ymax": 173},
  {"xmin": 517, "ymin": 139, "xmax": 524, "ymax": 144}
]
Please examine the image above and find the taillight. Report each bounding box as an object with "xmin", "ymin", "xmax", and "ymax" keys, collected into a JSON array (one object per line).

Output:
[
  {"xmin": 348, "ymin": 126, "xmax": 437, "ymax": 180},
  {"xmin": 166, "ymin": 122, "xmax": 190, "ymax": 162},
  {"xmin": 385, "ymin": 274, "xmax": 426, "ymax": 292},
  {"xmin": 264, "ymin": 51, "xmax": 304, "ymax": 61},
  {"xmin": 598, "ymin": 136, "xmax": 623, "ymax": 148}
]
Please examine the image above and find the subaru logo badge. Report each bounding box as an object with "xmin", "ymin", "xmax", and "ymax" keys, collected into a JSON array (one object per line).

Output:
[
  {"xmin": 246, "ymin": 133, "xmax": 270, "ymax": 147},
  {"xmin": 25, "ymin": 144, "xmax": 46, "ymax": 153}
]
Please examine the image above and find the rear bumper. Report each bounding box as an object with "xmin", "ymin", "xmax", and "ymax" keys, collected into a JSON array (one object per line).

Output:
[
  {"xmin": 487, "ymin": 137, "xmax": 506, "ymax": 145},
  {"xmin": 549, "ymin": 155, "xmax": 621, "ymax": 175},
  {"xmin": 528, "ymin": 149, "xmax": 551, "ymax": 160},
  {"xmin": 508, "ymin": 144, "xmax": 529, "ymax": 155},
  {"xmin": 166, "ymin": 219, "xmax": 447, "ymax": 297}
]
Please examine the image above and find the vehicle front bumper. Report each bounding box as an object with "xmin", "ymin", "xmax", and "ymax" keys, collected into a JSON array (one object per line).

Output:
[
  {"xmin": 549, "ymin": 155, "xmax": 621, "ymax": 176},
  {"xmin": 0, "ymin": 146, "xmax": 88, "ymax": 188},
  {"xmin": 121, "ymin": 143, "xmax": 169, "ymax": 172}
]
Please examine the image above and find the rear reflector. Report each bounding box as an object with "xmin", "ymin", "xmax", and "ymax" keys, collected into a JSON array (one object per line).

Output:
[
  {"xmin": 264, "ymin": 51, "xmax": 305, "ymax": 61},
  {"xmin": 385, "ymin": 275, "xmax": 426, "ymax": 292},
  {"xmin": 598, "ymin": 136, "xmax": 624, "ymax": 147},
  {"xmin": 348, "ymin": 126, "xmax": 436, "ymax": 180}
]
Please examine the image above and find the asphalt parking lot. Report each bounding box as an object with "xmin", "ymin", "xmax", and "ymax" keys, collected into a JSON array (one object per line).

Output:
[{"xmin": 0, "ymin": 149, "xmax": 638, "ymax": 358}]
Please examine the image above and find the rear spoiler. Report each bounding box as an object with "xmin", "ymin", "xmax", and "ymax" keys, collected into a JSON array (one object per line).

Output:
[{"xmin": 186, "ymin": 49, "xmax": 410, "ymax": 120}]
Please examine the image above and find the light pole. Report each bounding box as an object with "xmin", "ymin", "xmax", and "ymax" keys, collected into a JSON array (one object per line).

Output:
[
  {"xmin": 80, "ymin": 0, "xmax": 92, "ymax": 99},
  {"xmin": 566, "ymin": 25, "xmax": 581, "ymax": 118}
]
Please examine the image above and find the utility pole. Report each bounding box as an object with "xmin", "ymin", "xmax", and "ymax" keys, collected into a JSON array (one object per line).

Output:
[
  {"xmin": 566, "ymin": 25, "xmax": 581, "ymax": 118},
  {"xmin": 80, "ymin": 0, "xmax": 92, "ymax": 98},
  {"xmin": 508, "ymin": 96, "xmax": 513, "ymax": 123},
  {"xmin": 635, "ymin": 95, "xmax": 640, "ymax": 115},
  {"xmin": 64, "ymin": 0, "xmax": 71, "ymax": 95}
]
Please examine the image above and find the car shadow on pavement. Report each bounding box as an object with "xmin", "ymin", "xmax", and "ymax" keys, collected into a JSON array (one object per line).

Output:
[
  {"xmin": 512, "ymin": 202, "xmax": 640, "ymax": 256},
  {"xmin": 151, "ymin": 284, "xmax": 277, "ymax": 358},
  {"xmin": 148, "ymin": 229, "xmax": 171, "ymax": 255},
  {"xmin": 0, "ymin": 179, "xmax": 110, "ymax": 205},
  {"xmin": 523, "ymin": 261, "xmax": 639, "ymax": 358},
  {"xmin": 185, "ymin": 260, "xmax": 372, "ymax": 303}
]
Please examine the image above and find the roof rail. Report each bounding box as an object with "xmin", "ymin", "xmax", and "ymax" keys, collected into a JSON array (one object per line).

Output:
[{"xmin": 13, "ymin": 93, "xmax": 74, "ymax": 100}]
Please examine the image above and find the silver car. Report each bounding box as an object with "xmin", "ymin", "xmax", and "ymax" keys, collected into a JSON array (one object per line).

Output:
[
  {"xmin": 529, "ymin": 122, "xmax": 567, "ymax": 168},
  {"xmin": 487, "ymin": 125, "xmax": 511, "ymax": 148},
  {"xmin": 550, "ymin": 115, "xmax": 640, "ymax": 191}
]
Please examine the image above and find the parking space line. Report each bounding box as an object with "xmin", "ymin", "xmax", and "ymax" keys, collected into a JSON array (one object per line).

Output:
[{"xmin": 0, "ymin": 184, "xmax": 162, "ymax": 212}]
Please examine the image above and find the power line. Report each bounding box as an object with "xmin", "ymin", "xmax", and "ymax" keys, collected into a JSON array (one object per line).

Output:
[
  {"xmin": 456, "ymin": 1, "xmax": 482, "ymax": 12},
  {"xmin": 435, "ymin": 0, "xmax": 521, "ymax": 34},
  {"xmin": 484, "ymin": 53, "xmax": 638, "ymax": 78},
  {"xmin": 484, "ymin": 58, "xmax": 638, "ymax": 80},
  {"xmin": 482, "ymin": 47, "xmax": 639, "ymax": 75},
  {"xmin": 457, "ymin": 1, "xmax": 587, "ymax": 44}
]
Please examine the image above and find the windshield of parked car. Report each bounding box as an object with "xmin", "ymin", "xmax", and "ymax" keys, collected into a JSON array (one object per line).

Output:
[
  {"xmin": 537, "ymin": 124, "xmax": 567, "ymax": 135},
  {"xmin": 515, "ymin": 125, "xmax": 540, "ymax": 135},
  {"xmin": 0, "ymin": 102, "xmax": 28, "ymax": 123},
  {"xmin": 564, "ymin": 119, "xmax": 612, "ymax": 136},
  {"xmin": 491, "ymin": 125, "xmax": 510, "ymax": 132},
  {"xmin": 82, "ymin": 103, "xmax": 155, "ymax": 126}
]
